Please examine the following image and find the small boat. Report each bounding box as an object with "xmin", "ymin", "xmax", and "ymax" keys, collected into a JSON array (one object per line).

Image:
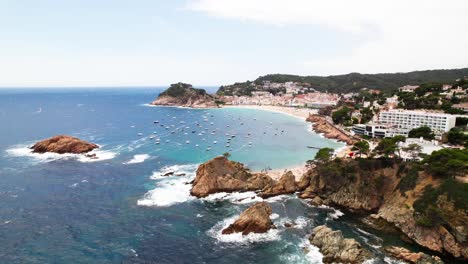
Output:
[
  {"xmin": 206, "ymin": 147, "xmax": 211, "ymax": 151},
  {"xmin": 153, "ymin": 121, "xmax": 159, "ymax": 124},
  {"xmin": 137, "ymin": 133, "xmax": 143, "ymax": 136},
  {"xmin": 195, "ymin": 144, "xmax": 199, "ymax": 147},
  {"xmin": 186, "ymin": 140, "xmax": 190, "ymax": 144},
  {"xmin": 213, "ymin": 141, "xmax": 217, "ymax": 144},
  {"xmin": 149, "ymin": 136, "xmax": 154, "ymax": 140}
]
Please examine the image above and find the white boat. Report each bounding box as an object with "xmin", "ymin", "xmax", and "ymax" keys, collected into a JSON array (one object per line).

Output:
[
  {"xmin": 137, "ymin": 133, "xmax": 143, "ymax": 136},
  {"xmin": 213, "ymin": 141, "xmax": 217, "ymax": 144},
  {"xmin": 186, "ymin": 140, "xmax": 190, "ymax": 144}
]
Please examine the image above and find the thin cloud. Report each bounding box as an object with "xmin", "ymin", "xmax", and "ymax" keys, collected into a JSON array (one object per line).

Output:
[{"xmin": 186, "ymin": 0, "xmax": 468, "ymax": 75}]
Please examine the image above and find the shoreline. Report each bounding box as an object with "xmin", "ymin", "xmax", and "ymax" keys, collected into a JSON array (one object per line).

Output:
[
  {"xmin": 146, "ymin": 103, "xmax": 346, "ymax": 178},
  {"xmin": 223, "ymin": 105, "xmax": 317, "ymax": 121}
]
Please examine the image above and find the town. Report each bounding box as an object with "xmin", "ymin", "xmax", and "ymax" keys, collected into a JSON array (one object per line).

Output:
[{"xmin": 217, "ymin": 78, "xmax": 468, "ymax": 161}]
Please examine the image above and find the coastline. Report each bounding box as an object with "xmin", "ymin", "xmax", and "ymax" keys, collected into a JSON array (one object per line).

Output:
[{"xmin": 223, "ymin": 105, "xmax": 317, "ymax": 121}]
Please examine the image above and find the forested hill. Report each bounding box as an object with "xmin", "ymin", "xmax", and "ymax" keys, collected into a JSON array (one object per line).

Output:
[{"xmin": 217, "ymin": 68, "xmax": 468, "ymax": 94}]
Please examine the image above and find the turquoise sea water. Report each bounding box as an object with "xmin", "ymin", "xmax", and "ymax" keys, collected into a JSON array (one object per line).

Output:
[{"xmin": 0, "ymin": 88, "xmax": 429, "ymax": 263}]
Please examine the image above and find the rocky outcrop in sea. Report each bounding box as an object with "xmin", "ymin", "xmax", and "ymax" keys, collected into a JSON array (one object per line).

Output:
[
  {"xmin": 222, "ymin": 202, "xmax": 274, "ymax": 235},
  {"xmin": 309, "ymin": 225, "xmax": 372, "ymax": 263},
  {"xmin": 190, "ymin": 156, "xmax": 274, "ymax": 198},
  {"xmin": 31, "ymin": 135, "xmax": 98, "ymax": 154}
]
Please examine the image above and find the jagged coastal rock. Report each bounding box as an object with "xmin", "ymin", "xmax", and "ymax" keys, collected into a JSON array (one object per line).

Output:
[
  {"xmin": 190, "ymin": 156, "xmax": 274, "ymax": 198},
  {"xmin": 151, "ymin": 82, "xmax": 217, "ymax": 108},
  {"xmin": 31, "ymin": 135, "xmax": 98, "ymax": 154},
  {"xmin": 384, "ymin": 246, "xmax": 444, "ymax": 264},
  {"xmin": 299, "ymin": 159, "xmax": 468, "ymax": 260},
  {"xmin": 259, "ymin": 171, "xmax": 297, "ymax": 198},
  {"xmin": 222, "ymin": 202, "xmax": 274, "ymax": 235},
  {"xmin": 309, "ymin": 225, "xmax": 372, "ymax": 263},
  {"xmin": 306, "ymin": 115, "xmax": 356, "ymax": 145}
]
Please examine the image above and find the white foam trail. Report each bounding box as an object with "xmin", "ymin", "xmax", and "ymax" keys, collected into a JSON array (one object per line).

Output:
[
  {"xmin": 326, "ymin": 209, "xmax": 344, "ymax": 220},
  {"xmin": 206, "ymin": 215, "xmax": 281, "ymax": 244},
  {"xmin": 124, "ymin": 154, "xmax": 150, "ymax": 164},
  {"xmin": 5, "ymin": 145, "xmax": 117, "ymax": 163},
  {"xmin": 299, "ymin": 238, "xmax": 323, "ymax": 264},
  {"xmin": 202, "ymin": 191, "xmax": 263, "ymax": 204},
  {"xmin": 137, "ymin": 164, "xmax": 198, "ymax": 207}
]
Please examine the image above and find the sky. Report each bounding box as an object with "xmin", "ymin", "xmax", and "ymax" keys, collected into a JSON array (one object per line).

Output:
[{"xmin": 0, "ymin": 0, "xmax": 467, "ymax": 87}]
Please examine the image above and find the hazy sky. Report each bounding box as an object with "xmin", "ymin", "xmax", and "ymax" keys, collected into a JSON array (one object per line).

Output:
[{"xmin": 0, "ymin": 0, "xmax": 467, "ymax": 87}]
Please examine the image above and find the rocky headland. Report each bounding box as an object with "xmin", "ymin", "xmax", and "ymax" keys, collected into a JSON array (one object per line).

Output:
[
  {"xmin": 309, "ymin": 225, "xmax": 372, "ymax": 263},
  {"xmin": 191, "ymin": 155, "xmax": 467, "ymax": 261},
  {"xmin": 222, "ymin": 202, "xmax": 274, "ymax": 235},
  {"xmin": 298, "ymin": 158, "xmax": 468, "ymax": 260},
  {"xmin": 31, "ymin": 135, "xmax": 98, "ymax": 154},
  {"xmin": 384, "ymin": 246, "xmax": 444, "ymax": 264},
  {"xmin": 306, "ymin": 115, "xmax": 357, "ymax": 145},
  {"xmin": 151, "ymin": 82, "xmax": 217, "ymax": 108}
]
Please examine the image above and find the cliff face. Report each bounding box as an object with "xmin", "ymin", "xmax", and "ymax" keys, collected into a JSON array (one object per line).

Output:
[
  {"xmin": 151, "ymin": 82, "xmax": 217, "ymax": 108},
  {"xmin": 300, "ymin": 159, "xmax": 468, "ymax": 259},
  {"xmin": 31, "ymin": 135, "xmax": 98, "ymax": 154}
]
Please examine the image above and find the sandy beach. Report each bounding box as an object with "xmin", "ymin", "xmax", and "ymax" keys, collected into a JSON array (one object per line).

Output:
[
  {"xmin": 224, "ymin": 105, "xmax": 317, "ymax": 121},
  {"xmin": 225, "ymin": 104, "xmax": 348, "ymax": 180}
]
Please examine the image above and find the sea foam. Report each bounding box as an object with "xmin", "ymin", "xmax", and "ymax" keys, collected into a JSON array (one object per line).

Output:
[
  {"xmin": 124, "ymin": 154, "xmax": 150, "ymax": 164},
  {"xmin": 5, "ymin": 145, "xmax": 117, "ymax": 163},
  {"xmin": 137, "ymin": 164, "xmax": 198, "ymax": 207}
]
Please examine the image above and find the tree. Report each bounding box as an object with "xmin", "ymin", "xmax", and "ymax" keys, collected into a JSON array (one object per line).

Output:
[
  {"xmin": 374, "ymin": 136, "xmax": 405, "ymax": 159},
  {"xmin": 447, "ymin": 128, "xmax": 467, "ymax": 145},
  {"xmin": 408, "ymin": 126, "xmax": 435, "ymax": 140},
  {"xmin": 360, "ymin": 107, "xmax": 374, "ymax": 124},
  {"xmin": 222, "ymin": 152, "xmax": 231, "ymax": 159},
  {"xmin": 332, "ymin": 107, "xmax": 352, "ymax": 125},
  {"xmin": 315, "ymin": 148, "xmax": 334, "ymax": 163},
  {"xmin": 422, "ymin": 148, "xmax": 468, "ymax": 178},
  {"xmin": 352, "ymin": 141, "xmax": 370, "ymax": 157},
  {"xmin": 402, "ymin": 143, "xmax": 422, "ymax": 160}
]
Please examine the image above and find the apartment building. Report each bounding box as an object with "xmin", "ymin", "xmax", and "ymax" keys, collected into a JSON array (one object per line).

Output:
[{"xmin": 379, "ymin": 110, "xmax": 456, "ymax": 135}]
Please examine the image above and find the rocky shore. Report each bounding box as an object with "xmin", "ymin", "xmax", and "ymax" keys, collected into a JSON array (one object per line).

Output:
[
  {"xmin": 309, "ymin": 225, "xmax": 372, "ymax": 263},
  {"xmin": 306, "ymin": 115, "xmax": 357, "ymax": 145},
  {"xmin": 31, "ymin": 135, "xmax": 98, "ymax": 154},
  {"xmin": 190, "ymin": 156, "xmax": 466, "ymax": 262}
]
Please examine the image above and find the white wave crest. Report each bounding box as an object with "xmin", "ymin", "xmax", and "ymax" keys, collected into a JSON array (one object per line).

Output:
[
  {"xmin": 326, "ymin": 209, "xmax": 344, "ymax": 220},
  {"xmin": 124, "ymin": 154, "xmax": 150, "ymax": 164},
  {"xmin": 137, "ymin": 164, "xmax": 198, "ymax": 207},
  {"xmin": 206, "ymin": 215, "xmax": 281, "ymax": 244},
  {"xmin": 202, "ymin": 191, "xmax": 263, "ymax": 204},
  {"xmin": 299, "ymin": 238, "xmax": 323, "ymax": 264},
  {"xmin": 5, "ymin": 145, "xmax": 117, "ymax": 163}
]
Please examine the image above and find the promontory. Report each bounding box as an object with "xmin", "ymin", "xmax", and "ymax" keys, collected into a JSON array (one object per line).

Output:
[{"xmin": 151, "ymin": 82, "xmax": 217, "ymax": 108}]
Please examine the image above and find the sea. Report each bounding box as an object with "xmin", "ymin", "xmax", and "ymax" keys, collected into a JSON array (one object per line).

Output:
[{"xmin": 0, "ymin": 88, "xmax": 416, "ymax": 263}]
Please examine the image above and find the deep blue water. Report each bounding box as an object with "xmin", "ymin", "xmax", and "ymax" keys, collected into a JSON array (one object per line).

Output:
[{"xmin": 0, "ymin": 88, "xmax": 402, "ymax": 263}]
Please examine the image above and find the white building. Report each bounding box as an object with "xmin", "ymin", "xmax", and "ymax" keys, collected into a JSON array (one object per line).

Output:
[
  {"xmin": 398, "ymin": 85, "xmax": 419, "ymax": 92},
  {"xmin": 379, "ymin": 110, "xmax": 456, "ymax": 135}
]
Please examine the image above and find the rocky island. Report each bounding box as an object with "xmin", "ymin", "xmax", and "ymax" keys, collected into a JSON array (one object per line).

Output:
[
  {"xmin": 31, "ymin": 135, "xmax": 98, "ymax": 154},
  {"xmin": 151, "ymin": 82, "xmax": 217, "ymax": 108}
]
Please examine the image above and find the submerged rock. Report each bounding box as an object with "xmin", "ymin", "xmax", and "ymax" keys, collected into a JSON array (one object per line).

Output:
[
  {"xmin": 309, "ymin": 225, "xmax": 372, "ymax": 263},
  {"xmin": 384, "ymin": 246, "xmax": 444, "ymax": 264},
  {"xmin": 190, "ymin": 156, "xmax": 274, "ymax": 198},
  {"xmin": 259, "ymin": 171, "xmax": 297, "ymax": 198},
  {"xmin": 31, "ymin": 135, "xmax": 98, "ymax": 154},
  {"xmin": 222, "ymin": 202, "xmax": 274, "ymax": 235}
]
